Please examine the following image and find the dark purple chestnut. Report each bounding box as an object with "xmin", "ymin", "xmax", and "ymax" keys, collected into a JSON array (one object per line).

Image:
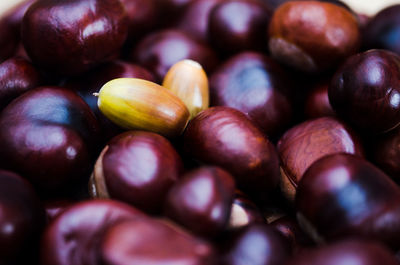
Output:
[
  {"xmin": 175, "ymin": 0, "xmax": 224, "ymax": 41},
  {"xmin": 0, "ymin": 170, "xmax": 45, "ymax": 264},
  {"xmin": 210, "ymin": 52, "xmax": 293, "ymax": 138},
  {"xmin": 277, "ymin": 117, "xmax": 363, "ymax": 202},
  {"xmin": 221, "ymin": 224, "xmax": 291, "ymax": 265},
  {"xmin": 157, "ymin": 0, "xmax": 196, "ymax": 20},
  {"xmin": 183, "ymin": 107, "xmax": 281, "ymax": 202},
  {"xmin": 208, "ymin": 0, "xmax": 272, "ymax": 55},
  {"xmin": 41, "ymin": 200, "xmax": 144, "ymax": 265},
  {"xmin": 130, "ymin": 29, "xmax": 218, "ymax": 82},
  {"xmin": 21, "ymin": 0, "xmax": 128, "ymax": 76},
  {"xmin": 90, "ymin": 131, "xmax": 183, "ymax": 213},
  {"xmin": 304, "ymin": 80, "xmax": 335, "ymax": 119},
  {"xmin": 363, "ymin": 5, "xmax": 400, "ymax": 55},
  {"xmin": 0, "ymin": 57, "xmax": 42, "ymax": 109},
  {"xmin": 286, "ymin": 239, "xmax": 399, "ymax": 265},
  {"xmin": 296, "ymin": 153, "xmax": 400, "ymax": 248},
  {"xmin": 66, "ymin": 60, "xmax": 155, "ymax": 141},
  {"xmin": 164, "ymin": 166, "xmax": 235, "ymax": 237},
  {"xmin": 101, "ymin": 218, "xmax": 216, "ymax": 265},
  {"xmin": 0, "ymin": 86, "xmax": 100, "ymax": 193},
  {"xmin": 228, "ymin": 190, "xmax": 265, "ymax": 230},
  {"xmin": 329, "ymin": 49, "xmax": 400, "ymax": 133}
]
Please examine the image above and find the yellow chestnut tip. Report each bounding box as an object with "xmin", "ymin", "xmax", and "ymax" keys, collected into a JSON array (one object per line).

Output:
[{"xmin": 181, "ymin": 59, "xmax": 203, "ymax": 69}]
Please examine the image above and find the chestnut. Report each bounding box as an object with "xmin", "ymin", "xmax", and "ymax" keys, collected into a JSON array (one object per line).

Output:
[
  {"xmin": 268, "ymin": 1, "xmax": 360, "ymax": 73},
  {"xmin": 210, "ymin": 52, "xmax": 293, "ymax": 138},
  {"xmin": 0, "ymin": 170, "xmax": 45, "ymax": 264},
  {"xmin": 90, "ymin": 131, "xmax": 183, "ymax": 213},
  {"xmin": 0, "ymin": 86, "xmax": 100, "ymax": 193},
  {"xmin": 100, "ymin": 218, "xmax": 217, "ymax": 265},
  {"xmin": 363, "ymin": 5, "xmax": 400, "ymax": 55},
  {"xmin": 277, "ymin": 117, "xmax": 364, "ymax": 202},
  {"xmin": 0, "ymin": 57, "xmax": 42, "ymax": 109},
  {"xmin": 286, "ymin": 239, "xmax": 399, "ymax": 265},
  {"xmin": 22, "ymin": 0, "xmax": 128, "ymax": 76},
  {"xmin": 221, "ymin": 224, "xmax": 291, "ymax": 265},
  {"xmin": 183, "ymin": 106, "xmax": 281, "ymax": 202},
  {"xmin": 164, "ymin": 166, "xmax": 235, "ymax": 237},
  {"xmin": 130, "ymin": 29, "xmax": 218, "ymax": 82},
  {"xmin": 296, "ymin": 153, "xmax": 400, "ymax": 248},
  {"xmin": 208, "ymin": 0, "xmax": 272, "ymax": 55},
  {"xmin": 304, "ymin": 79, "xmax": 335, "ymax": 119},
  {"xmin": 41, "ymin": 200, "xmax": 144, "ymax": 265},
  {"xmin": 329, "ymin": 49, "xmax": 400, "ymax": 134}
]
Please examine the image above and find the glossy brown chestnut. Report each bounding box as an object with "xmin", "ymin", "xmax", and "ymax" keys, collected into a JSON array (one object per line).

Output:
[
  {"xmin": 183, "ymin": 107, "xmax": 281, "ymax": 202},
  {"xmin": 22, "ymin": 0, "xmax": 128, "ymax": 76},
  {"xmin": 101, "ymin": 218, "xmax": 216, "ymax": 265},
  {"xmin": 90, "ymin": 131, "xmax": 183, "ymax": 213},
  {"xmin": 41, "ymin": 200, "xmax": 144, "ymax": 265},
  {"xmin": 130, "ymin": 29, "xmax": 218, "ymax": 82},
  {"xmin": 221, "ymin": 224, "xmax": 291, "ymax": 265},
  {"xmin": 210, "ymin": 52, "xmax": 293, "ymax": 137},
  {"xmin": 304, "ymin": 80, "xmax": 335, "ymax": 119},
  {"xmin": 363, "ymin": 5, "xmax": 400, "ymax": 55},
  {"xmin": 164, "ymin": 166, "xmax": 235, "ymax": 237},
  {"xmin": 296, "ymin": 153, "xmax": 400, "ymax": 248},
  {"xmin": 0, "ymin": 170, "xmax": 45, "ymax": 264},
  {"xmin": 277, "ymin": 117, "xmax": 364, "ymax": 202},
  {"xmin": 0, "ymin": 57, "xmax": 41, "ymax": 109},
  {"xmin": 269, "ymin": 1, "xmax": 360, "ymax": 73},
  {"xmin": 286, "ymin": 239, "xmax": 399, "ymax": 265},
  {"xmin": 0, "ymin": 86, "xmax": 100, "ymax": 193},
  {"xmin": 329, "ymin": 49, "xmax": 400, "ymax": 133}
]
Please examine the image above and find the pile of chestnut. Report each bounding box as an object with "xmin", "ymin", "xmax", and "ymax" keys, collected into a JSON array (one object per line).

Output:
[{"xmin": 2, "ymin": 0, "xmax": 400, "ymax": 264}]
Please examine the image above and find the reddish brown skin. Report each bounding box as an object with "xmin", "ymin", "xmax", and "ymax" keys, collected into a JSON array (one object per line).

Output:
[
  {"xmin": 277, "ymin": 117, "xmax": 364, "ymax": 198},
  {"xmin": 21, "ymin": 0, "xmax": 128, "ymax": 76},
  {"xmin": 0, "ymin": 57, "xmax": 42, "ymax": 109},
  {"xmin": 297, "ymin": 153, "xmax": 400, "ymax": 248},
  {"xmin": 210, "ymin": 52, "xmax": 293, "ymax": 138},
  {"xmin": 101, "ymin": 219, "xmax": 217, "ymax": 265},
  {"xmin": 102, "ymin": 131, "xmax": 184, "ymax": 213},
  {"xmin": 165, "ymin": 167, "xmax": 235, "ymax": 237},
  {"xmin": 221, "ymin": 224, "xmax": 291, "ymax": 265},
  {"xmin": 0, "ymin": 87, "xmax": 100, "ymax": 193},
  {"xmin": 183, "ymin": 107, "xmax": 281, "ymax": 201},
  {"xmin": 41, "ymin": 200, "xmax": 144, "ymax": 265},
  {"xmin": 131, "ymin": 29, "xmax": 218, "ymax": 82},
  {"xmin": 209, "ymin": 0, "xmax": 272, "ymax": 55},
  {"xmin": 286, "ymin": 239, "xmax": 399, "ymax": 265},
  {"xmin": 304, "ymin": 80, "xmax": 335, "ymax": 119},
  {"xmin": 329, "ymin": 49, "xmax": 400, "ymax": 134},
  {"xmin": 268, "ymin": 1, "xmax": 360, "ymax": 72},
  {"xmin": 66, "ymin": 61, "xmax": 155, "ymax": 142},
  {"xmin": 0, "ymin": 170, "xmax": 45, "ymax": 265},
  {"xmin": 176, "ymin": 0, "xmax": 224, "ymax": 41}
]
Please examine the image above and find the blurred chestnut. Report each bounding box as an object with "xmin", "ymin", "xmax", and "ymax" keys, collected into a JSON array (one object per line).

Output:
[
  {"xmin": 221, "ymin": 224, "xmax": 291, "ymax": 265},
  {"xmin": 297, "ymin": 153, "xmax": 400, "ymax": 248},
  {"xmin": 41, "ymin": 200, "xmax": 144, "ymax": 265},
  {"xmin": 286, "ymin": 239, "xmax": 399, "ymax": 265},
  {"xmin": 22, "ymin": 0, "xmax": 128, "ymax": 76},
  {"xmin": 131, "ymin": 29, "xmax": 218, "ymax": 82},
  {"xmin": 277, "ymin": 117, "xmax": 363, "ymax": 202},
  {"xmin": 165, "ymin": 166, "xmax": 235, "ymax": 237},
  {"xmin": 208, "ymin": 0, "xmax": 272, "ymax": 55},
  {"xmin": 101, "ymin": 218, "xmax": 216, "ymax": 265},
  {"xmin": 0, "ymin": 87, "xmax": 100, "ymax": 193},
  {"xmin": 0, "ymin": 57, "xmax": 42, "ymax": 109},
  {"xmin": 363, "ymin": 5, "xmax": 400, "ymax": 55},
  {"xmin": 210, "ymin": 52, "xmax": 293, "ymax": 138},
  {"xmin": 184, "ymin": 107, "xmax": 281, "ymax": 202},
  {"xmin": 269, "ymin": 1, "xmax": 360, "ymax": 73},
  {"xmin": 158, "ymin": 0, "xmax": 196, "ymax": 22},
  {"xmin": 0, "ymin": 170, "xmax": 45, "ymax": 264},
  {"xmin": 329, "ymin": 49, "xmax": 400, "ymax": 134},
  {"xmin": 304, "ymin": 79, "xmax": 335, "ymax": 119},
  {"xmin": 90, "ymin": 131, "xmax": 183, "ymax": 213}
]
